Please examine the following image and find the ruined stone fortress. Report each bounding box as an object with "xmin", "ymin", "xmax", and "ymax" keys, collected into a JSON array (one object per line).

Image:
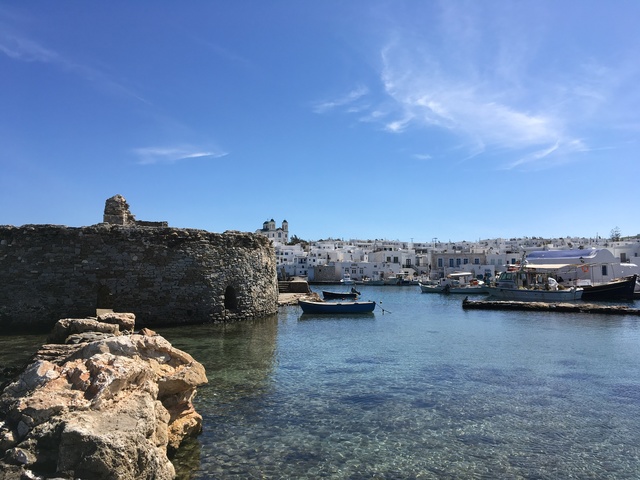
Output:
[{"xmin": 0, "ymin": 195, "xmax": 278, "ymax": 330}]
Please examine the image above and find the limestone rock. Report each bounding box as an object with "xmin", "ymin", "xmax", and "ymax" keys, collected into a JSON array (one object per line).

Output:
[
  {"xmin": 97, "ymin": 312, "xmax": 136, "ymax": 332},
  {"xmin": 0, "ymin": 324, "xmax": 207, "ymax": 479},
  {"xmin": 47, "ymin": 318, "xmax": 120, "ymax": 344}
]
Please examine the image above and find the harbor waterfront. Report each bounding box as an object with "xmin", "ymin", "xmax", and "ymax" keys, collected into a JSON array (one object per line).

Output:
[{"xmin": 2, "ymin": 286, "xmax": 640, "ymax": 478}]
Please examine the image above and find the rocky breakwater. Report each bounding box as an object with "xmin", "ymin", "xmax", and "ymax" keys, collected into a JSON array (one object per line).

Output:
[{"xmin": 0, "ymin": 312, "xmax": 207, "ymax": 480}]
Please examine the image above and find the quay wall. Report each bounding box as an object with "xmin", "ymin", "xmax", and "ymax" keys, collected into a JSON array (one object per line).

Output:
[{"xmin": 0, "ymin": 224, "xmax": 278, "ymax": 330}]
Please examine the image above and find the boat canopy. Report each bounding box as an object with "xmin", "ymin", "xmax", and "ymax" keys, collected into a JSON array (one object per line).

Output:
[
  {"xmin": 447, "ymin": 272, "xmax": 474, "ymax": 277},
  {"xmin": 526, "ymin": 249, "xmax": 599, "ymax": 260},
  {"xmin": 522, "ymin": 263, "xmax": 573, "ymax": 270}
]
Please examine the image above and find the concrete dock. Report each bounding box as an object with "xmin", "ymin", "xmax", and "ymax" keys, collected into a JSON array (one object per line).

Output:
[{"xmin": 462, "ymin": 298, "xmax": 640, "ymax": 316}]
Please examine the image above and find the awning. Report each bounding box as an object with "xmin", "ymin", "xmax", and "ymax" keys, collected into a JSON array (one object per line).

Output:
[
  {"xmin": 522, "ymin": 263, "xmax": 574, "ymax": 270},
  {"xmin": 447, "ymin": 272, "xmax": 474, "ymax": 277}
]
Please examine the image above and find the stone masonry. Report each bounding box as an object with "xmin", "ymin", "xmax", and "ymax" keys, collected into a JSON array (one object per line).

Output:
[
  {"xmin": 0, "ymin": 197, "xmax": 278, "ymax": 330},
  {"xmin": 103, "ymin": 194, "xmax": 168, "ymax": 227}
]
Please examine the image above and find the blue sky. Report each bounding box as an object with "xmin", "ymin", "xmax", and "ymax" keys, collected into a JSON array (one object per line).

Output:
[{"xmin": 1, "ymin": 1, "xmax": 638, "ymax": 243}]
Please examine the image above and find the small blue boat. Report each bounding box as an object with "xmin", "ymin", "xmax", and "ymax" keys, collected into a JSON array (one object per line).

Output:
[{"xmin": 298, "ymin": 299, "xmax": 376, "ymax": 314}]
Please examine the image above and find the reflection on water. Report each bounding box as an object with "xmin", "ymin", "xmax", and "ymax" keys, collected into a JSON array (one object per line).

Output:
[
  {"xmin": 2, "ymin": 288, "xmax": 640, "ymax": 478},
  {"xmin": 0, "ymin": 332, "xmax": 48, "ymax": 387}
]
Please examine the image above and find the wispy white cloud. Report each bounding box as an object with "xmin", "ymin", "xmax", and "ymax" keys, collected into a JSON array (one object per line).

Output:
[
  {"xmin": 321, "ymin": 3, "xmax": 637, "ymax": 170},
  {"xmin": 503, "ymin": 138, "xmax": 590, "ymax": 171},
  {"xmin": 505, "ymin": 141, "xmax": 560, "ymax": 170},
  {"xmin": 0, "ymin": 29, "xmax": 150, "ymax": 105},
  {"xmin": 313, "ymin": 86, "xmax": 369, "ymax": 114},
  {"xmin": 412, "ymin": 153, "xmax": 432, "ymax": 161},
  {"xmin": 377, "ymin": 43, "xmax": 569, "ymax": 161},
  {"xmin": 133, "ymin": 146, "xmax": 228, "ymax": 165},
  {"xmin": 0, "ymin": 32, "xmax": 59, "ymax": 62},
  {"xmin": 385, "ymin": 116, "xmax": 413, "ymax": 133}
]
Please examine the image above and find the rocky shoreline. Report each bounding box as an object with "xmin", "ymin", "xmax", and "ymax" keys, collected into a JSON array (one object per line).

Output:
[{"xmin": 0, "ymin": 312, "xmax": 207, "ymax": 479}]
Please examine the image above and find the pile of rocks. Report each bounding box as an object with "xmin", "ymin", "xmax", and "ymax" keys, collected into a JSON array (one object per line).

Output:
[{"xmin": 0, "ymin": 312, "xmax": 207, "ymax": 479}]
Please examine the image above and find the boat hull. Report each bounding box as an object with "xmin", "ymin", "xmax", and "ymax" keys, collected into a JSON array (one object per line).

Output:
[
  {"xmin": 299, "ymin": 299, "xmax": 376, "ymax": 314},
  {"xmin": 581, "ymin": 275, "xmax": 637, "ymax": 301},
  {"xmin": 485, "ymin": 287, "xmax": 583, "ymax": 302},
  {"xmin": 419, "ymin": 283, "xmax": 447, "ymax": 293},
  {"xmin": 448, "ymin": 286, "xmax": 487, "ymax": 294},
  {"xmin": 419, "ymin": 283, "xmax": 486, "ymax": 294},
  {"xmin": 322, "ymin": 290, "xmax": 358, "ymax": 300}
]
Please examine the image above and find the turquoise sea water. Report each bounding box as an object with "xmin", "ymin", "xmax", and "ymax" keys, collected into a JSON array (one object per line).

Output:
[{"xmin": 2, "ymin": 286, "xmax": 640, "ymax": 478}]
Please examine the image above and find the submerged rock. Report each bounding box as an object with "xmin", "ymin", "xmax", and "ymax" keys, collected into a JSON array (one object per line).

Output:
[{"xmin": 0, "ymin": 314, "xmax": 207, "ymax": 479}]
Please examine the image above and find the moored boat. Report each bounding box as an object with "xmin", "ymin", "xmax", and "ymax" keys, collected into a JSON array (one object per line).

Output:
[
  {"xmin": 485, "ymin": 270, "xmax": 583, "ymax": 302},
  {"xmin": 448, "ymin": 284, "xmax": 487, "ymax": 294},
  {"xmin": 581, "ymin": 274, "xmax": 638, "ymax": 301},
  {"xmin": 419, "ymin": 282, "xmax": 448, "ymax": 293},
  {"xmin": 419, "ymin": 272, "xmax": 487, "ymax": 294},
  {"xmin": 298, "ymin": 299, "xmax": 376, "ymax": 314},
  {"xmin": 340, "ymin": 273, "xmax": 355, "ymax": 285},
  {"xmin": 322, "ymin": 287, "xmax": 360, "ymax": 300}
]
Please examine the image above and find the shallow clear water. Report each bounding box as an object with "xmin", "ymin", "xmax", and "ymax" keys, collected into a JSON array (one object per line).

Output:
[{"xmin": 2, "ymin": 287, "xmax": 640, "ymax": 478}]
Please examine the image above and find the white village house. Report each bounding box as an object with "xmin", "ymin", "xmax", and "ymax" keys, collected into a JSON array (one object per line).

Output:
[{"xmin": 255, "ymin": 218, "xmax": 640, "ymax": 284}]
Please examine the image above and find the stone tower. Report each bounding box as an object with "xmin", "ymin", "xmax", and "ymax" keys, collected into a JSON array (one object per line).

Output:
[{"xmin": 103, "ymin": 194, "xmax": 136, "ymax": 225}]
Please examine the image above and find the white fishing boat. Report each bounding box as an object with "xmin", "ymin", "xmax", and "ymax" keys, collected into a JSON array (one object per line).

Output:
[
  {"xmin": 340, "ymin": 273, "xmax": 355, "ymax": 285},
  {"xmin": 419, "ymin": 281, "xmax": 447, "ymax": 293},
  {"xmin": 419, "ymin": 272, "xmax": 486, "ymax": 294}
]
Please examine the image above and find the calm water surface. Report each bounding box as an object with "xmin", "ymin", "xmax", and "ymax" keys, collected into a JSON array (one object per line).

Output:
[{"xmin": 2, "ymin": 286, "xmax": 640, "ymax": 478}]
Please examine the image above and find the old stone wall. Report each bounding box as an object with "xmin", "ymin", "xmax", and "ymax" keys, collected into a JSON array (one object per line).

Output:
[
  {"xmin": 0, "ymin": 224, "xmax": 278, "ymax": 330},
  {"xmin": 311, "ymin": 265, "xmax": 339, "ymax": 282}
]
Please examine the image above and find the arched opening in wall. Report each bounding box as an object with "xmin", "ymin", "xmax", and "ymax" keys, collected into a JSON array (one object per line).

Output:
[{"xmin": 224, "ymin": 286, "xmax": 238, "ymax": 310}]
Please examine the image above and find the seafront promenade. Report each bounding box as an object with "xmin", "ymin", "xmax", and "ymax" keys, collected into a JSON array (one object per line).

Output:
[
  {"xmin": 277, "ymin": 277, "xmax": 312, "ymax": 305},
  {"xmin": 278, "ymin": 291, "xmax": 308, "ymax": 306}
]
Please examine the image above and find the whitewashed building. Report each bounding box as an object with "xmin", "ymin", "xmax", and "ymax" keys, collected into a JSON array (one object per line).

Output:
[{"xmin": 256, "ymin": 219, "xmax": 288, "ymax": 245}]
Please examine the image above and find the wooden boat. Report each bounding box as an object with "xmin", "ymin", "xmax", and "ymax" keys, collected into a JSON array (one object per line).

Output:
[
  {"xmin": 322, "ymin": 288, "xmax": 360, "ymax": 300},
  {"xmin": 484, "ymin": 285, "xmax": 582, "ymax": 301},
  {"xmin": 419, "ymin": 272, "xmax": 486, "ymax": 294},
  {"xmin": 298, "ymin": 299, "xmax": 376, "ymax": 314},
  {"xmin": 485, "ymin": 270, "xmax": 583, "ymax": 302},
  {"xmin": 448, "ymin": 285, "xmax": 487, "ymax": 294},
  {"xmin": 581, "ymin": 274, "xmax": 637, "ymax": 301},
  {"xmin": 419, "ymin": 282, "xmax": 447, "ymax": 293}
]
